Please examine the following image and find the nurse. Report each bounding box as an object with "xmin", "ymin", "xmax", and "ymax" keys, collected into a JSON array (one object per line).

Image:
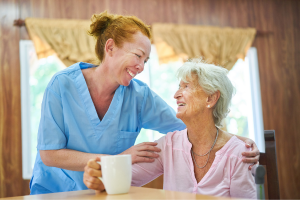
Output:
[{"xmin": 30, "ymin": 11, "xmax": 260, "ymax": 194}]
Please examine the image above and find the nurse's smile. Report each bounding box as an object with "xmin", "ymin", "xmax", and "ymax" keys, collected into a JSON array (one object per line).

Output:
[{"xmin": 126, "ymin": 68, "xmax": 137, "ymax": 78}]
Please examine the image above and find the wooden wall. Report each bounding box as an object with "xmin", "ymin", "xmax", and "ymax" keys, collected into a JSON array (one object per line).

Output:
[{"xmin": 0, "ymin": 0, "xmax": 299, "ymax": 198}]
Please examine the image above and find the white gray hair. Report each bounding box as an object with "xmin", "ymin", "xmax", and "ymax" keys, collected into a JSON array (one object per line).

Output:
[{"xmin": 176, "ymin": 58, "xmax": 234, "ymax": 127}]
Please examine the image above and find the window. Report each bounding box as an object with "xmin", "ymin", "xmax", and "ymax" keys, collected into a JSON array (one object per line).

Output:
[
  {"xmin": 134, "ymin": 46, "xmax": 184, "ymax": 144},
  {"xmin": 226, "ymin": 48, "xmax": 265, "ymax": 152},
  {"xmin": 20, "ymin": 42, "xmax": 265, "ymax": 179},
  {"xmin": 20, "ymin": 40, "xmax": 66, "ymax": 179},
  {"xmin": 135, "ymin": 46, "xmax": 265, "ymax": 152}
]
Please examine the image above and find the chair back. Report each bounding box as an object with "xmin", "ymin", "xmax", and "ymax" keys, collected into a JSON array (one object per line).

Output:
[{"xmin": 259, "ymin": 130, "xmax": 280, "ymax": 199}]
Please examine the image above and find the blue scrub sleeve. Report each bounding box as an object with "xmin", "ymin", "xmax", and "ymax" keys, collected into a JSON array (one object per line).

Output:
[
  {"xmin": 140, "ymin": 87, "xmax": 186, "ymax": 134},
  {"xmin": 37, "ymin": 80, "xmax": 67, "ymax": 150}
]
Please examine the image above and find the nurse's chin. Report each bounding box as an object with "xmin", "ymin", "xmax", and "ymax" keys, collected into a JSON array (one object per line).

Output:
[
  {"xmin": 122, "ymin": 82, "xmax": 131, "ymax": 87},
  {"xmin": 121, "ymin": 79, "xmax": 132, "ymax": 87}
]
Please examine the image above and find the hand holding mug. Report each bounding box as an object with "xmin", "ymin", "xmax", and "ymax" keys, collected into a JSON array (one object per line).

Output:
[
  {"xmin": 84, "ymin": 157, "xmax": 105, "ymax": 193},
  {"xmin": 84, "ymin": 155, "xmax": 132, "ymax": 195}
]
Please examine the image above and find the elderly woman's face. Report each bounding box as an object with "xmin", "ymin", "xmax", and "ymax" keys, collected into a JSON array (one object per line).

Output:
[{"xmin": 174, "ymin": 75, "xmax": 209, "ymax": 120}]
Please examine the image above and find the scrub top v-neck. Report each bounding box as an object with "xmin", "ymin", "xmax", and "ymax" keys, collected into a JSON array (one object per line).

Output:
[{"xmin": 30, "ymin": 62, "xmax": 186, "ymax": 194}]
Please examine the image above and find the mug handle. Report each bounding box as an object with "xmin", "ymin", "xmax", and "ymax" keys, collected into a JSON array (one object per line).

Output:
[{"xmin": 97, "ymin": 161, "xmax": 105, "ymax": 185}]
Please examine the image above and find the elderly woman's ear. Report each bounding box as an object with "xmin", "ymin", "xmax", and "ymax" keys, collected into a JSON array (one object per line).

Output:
[{"xmin": 206, "ymin": 91, "xmax": 220, "ymax": 108}]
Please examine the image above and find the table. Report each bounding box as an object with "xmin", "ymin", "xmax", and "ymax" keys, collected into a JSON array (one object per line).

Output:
[{"xmin": 2, "ymin": 187, "xmax": 234, "ymax": 200}]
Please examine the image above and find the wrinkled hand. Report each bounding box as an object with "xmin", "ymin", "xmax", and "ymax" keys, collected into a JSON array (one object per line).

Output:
[
  {"xmin": 120, "ymin": 142, "xmax": 161, "ymax": 164},
  {"xmin": 83, "ymin": 157, "xmax": 105, "ymax": 193},
  {"xmin": 242, "ymin": 138, "xmax": 260, "ymax": 170}
]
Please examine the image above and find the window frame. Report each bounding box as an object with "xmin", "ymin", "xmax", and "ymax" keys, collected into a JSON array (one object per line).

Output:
[
  {"xmin": 20, "ymin": 40, "xmax": 34, "ymax": 179},
  {"xmin": 246, "ymin": 47, "xmax": 265, "ymax": 152}
]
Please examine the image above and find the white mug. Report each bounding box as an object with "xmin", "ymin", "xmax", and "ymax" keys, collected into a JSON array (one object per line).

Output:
[{"xmin": 97, "ymin": 154, "xmax": 132, "ymax": 195}]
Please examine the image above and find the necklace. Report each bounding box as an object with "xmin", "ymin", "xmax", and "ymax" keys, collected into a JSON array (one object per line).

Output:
[{"xmin": 190, "ymin": 127, "xmax": 219, "ymax": 169}]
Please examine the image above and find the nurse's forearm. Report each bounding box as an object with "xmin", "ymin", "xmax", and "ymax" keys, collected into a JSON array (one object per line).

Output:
[{"xmin": 40, "ymin": 149, "xmax": 106, "ymax": 171}]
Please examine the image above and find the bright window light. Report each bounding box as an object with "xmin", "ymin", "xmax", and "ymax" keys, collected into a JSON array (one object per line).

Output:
[
  {"xmin": 226, "ymin": 48, "xmax": 265, "ymax": 152},
  {"xmin": 20, "ymin": 40, "xmax": 66, "ymax": 179}
]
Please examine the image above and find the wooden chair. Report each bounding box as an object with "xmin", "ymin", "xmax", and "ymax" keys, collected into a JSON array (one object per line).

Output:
[{"xmin": 259, "ymin": 130, "xmax": 280, "ymax": 199}]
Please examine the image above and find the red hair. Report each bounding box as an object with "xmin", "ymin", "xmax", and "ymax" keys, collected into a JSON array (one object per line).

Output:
[{"xmin": 88, "ymin": 11, "xmax": 151, "ymax": 63}]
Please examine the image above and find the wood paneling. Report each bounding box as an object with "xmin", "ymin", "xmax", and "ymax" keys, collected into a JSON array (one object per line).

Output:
[
  {"xmin": 0, "ymin": 0, "xmax": 299, "ymax": 198},
  {"xmin": 0, "ymin": 0, "xmax": 22, "ymax": 197}
]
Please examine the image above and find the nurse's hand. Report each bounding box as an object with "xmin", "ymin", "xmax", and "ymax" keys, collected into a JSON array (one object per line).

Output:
[
  {"xmin": 120, "ymin": 142, "xmax": 161, "ymax": 164},
  {"xmin": 83, "ymin": 157, "xmax": 105, "ymax": 193},
  {"xmin": 230, "ymin": 134, "xmax": 260, "ymax": 170},
  {"xmin": 242, "ymin": 138, "xmax": 260, "ymax": 170}
]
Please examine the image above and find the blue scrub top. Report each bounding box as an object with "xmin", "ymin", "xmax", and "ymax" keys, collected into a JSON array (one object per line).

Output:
[{"xmin": 30, "ymin": 62, "xmax": 186, "ymax": 194}]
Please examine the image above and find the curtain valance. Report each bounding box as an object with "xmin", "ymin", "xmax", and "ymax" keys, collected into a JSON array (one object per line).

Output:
[
  {"xmin": 25, "ymin": 18, "xmax": 96, "ymax": 66},
  {"xmin": 25, "ymin": 19, "xmax": 256, "ymax": 70},
  {"xmin": 152, "ymin": 23, "xmax": 256, "ymax": 70}
]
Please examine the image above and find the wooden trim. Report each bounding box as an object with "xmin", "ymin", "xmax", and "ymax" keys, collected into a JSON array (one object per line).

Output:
[{"xmin": 13, "ymin": 18, "xmax": 273, "ymax": 37}]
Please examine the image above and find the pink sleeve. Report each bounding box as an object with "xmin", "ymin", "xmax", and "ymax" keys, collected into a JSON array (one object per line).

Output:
[
  {"xmin": 229, "ymin": 157, "xmax": 256, "ymax": 198},
  {"xmin": 131, "ymin": 137, "xmax": 165, "ymax": 187}
]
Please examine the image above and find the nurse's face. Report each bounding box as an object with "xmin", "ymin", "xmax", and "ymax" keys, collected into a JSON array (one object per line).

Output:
[{"xmin": 111, "ymin": 31, "xmax": 151, "ymax": 86}]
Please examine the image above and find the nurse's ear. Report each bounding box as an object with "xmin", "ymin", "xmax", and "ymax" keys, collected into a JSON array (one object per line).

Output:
[{"xmin": 105, "ymin": 38, "xmax": 116, "ymax": 57}]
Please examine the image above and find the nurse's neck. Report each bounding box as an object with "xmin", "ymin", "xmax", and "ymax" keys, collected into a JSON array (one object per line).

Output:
[{"xmin": 83, "ymin": 63, "xmax": 118, "ymax": 98}]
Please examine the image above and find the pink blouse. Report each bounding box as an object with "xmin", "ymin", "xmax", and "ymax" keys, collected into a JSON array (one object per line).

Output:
[{"xmin": 132, "ymin": 129, "xmax": 256, "ymax": 198}]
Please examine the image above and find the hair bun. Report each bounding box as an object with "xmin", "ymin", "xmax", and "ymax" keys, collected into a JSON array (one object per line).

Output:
[{"xmin": 89, "ymin": 10, "xmax": 115, "ymax": 39}]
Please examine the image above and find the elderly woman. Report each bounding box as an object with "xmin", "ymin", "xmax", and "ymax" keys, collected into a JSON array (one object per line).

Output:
[{"xmin": 84, "ymin": 59, "xmax": 256, "ymax": 198}]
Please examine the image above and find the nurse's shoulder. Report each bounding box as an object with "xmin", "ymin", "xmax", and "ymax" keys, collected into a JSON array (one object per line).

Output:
[
  {"xmin": 130, "ymin": 78, "xmax": 149, "ymax": 90},
  {"xmin": 124, "ymin": 78, "xmax": 153, "ymax": 97},
  {"xmin": 45, "ymin": 62, "xmax": 86, "ymax": 93}
]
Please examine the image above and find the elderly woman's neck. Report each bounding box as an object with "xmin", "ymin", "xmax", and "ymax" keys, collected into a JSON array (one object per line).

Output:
[{"xmin": 185, "ymin": 116, "xmax": 218, "ymax": 147}]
